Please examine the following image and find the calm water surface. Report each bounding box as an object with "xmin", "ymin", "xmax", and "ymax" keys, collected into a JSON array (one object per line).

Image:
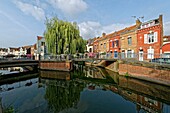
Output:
[{"xmin": 0, "ymin": 66, "xmax": 170, "ymax": 113}]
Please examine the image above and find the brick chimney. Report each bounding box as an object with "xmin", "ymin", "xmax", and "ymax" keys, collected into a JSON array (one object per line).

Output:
[
  {"xmin": 136, "ymin": 18, "xmax": 141, "ymax": 27},
  {"xmin": 102, "ymin": 33, "xmax": 106, "ymax": 37},
  {"xmin": 159, "ymin": 14, "xmax": 163, "ymax": 46}
]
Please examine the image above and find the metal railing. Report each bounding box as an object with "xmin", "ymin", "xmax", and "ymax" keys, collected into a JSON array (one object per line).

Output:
[{"xmin": 2, "ymin": 52, "xmax": 169, "ymax": 66}]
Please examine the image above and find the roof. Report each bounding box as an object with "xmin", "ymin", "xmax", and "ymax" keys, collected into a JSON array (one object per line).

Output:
[
  {"xmin": 9, "ymin": 47, "xmax": 20, "ymax": 51},
  {"xmin": 0, "ymin": 48, "xmax": 8, "ymax": 51},
  {"xmin": 120, "ymin": 25, "xmax": 137, "ymax": 35},
  {"xmin": 37, "ymin": 36, "xmax": 43, "ymax": 40},
  {"xmin": 22, "ymin": 45, "xmax": 32, "ymax": 49}
]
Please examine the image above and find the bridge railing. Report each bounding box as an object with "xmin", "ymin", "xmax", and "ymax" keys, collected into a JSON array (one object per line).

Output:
[{"xmin": 39, "ymin": 53, "xmax": 170, "ymax": 66}]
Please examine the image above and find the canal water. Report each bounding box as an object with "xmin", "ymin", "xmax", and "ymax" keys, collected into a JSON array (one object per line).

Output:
[{"xmin": 0, "ymin": 66, "xmax": 170, "ymax": 113}]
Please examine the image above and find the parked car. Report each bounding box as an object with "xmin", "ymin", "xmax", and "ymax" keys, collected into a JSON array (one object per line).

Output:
[{"xmin": 150, "ymin": 58, "xmax": 170, "ymax": 64}]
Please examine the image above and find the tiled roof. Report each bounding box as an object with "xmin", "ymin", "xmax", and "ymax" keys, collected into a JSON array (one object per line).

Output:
[{"xmin": 37, "ymin": 36, "xmax": 43, "ymax": 40}]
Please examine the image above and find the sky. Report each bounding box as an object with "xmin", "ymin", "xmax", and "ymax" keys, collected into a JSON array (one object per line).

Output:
[{"xmin": 0, "ymin": 0, "xmax": 170, "ymax": 48}]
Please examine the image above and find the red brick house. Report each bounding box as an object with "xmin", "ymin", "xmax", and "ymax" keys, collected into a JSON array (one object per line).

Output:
[
  {"xmin": 109, "ymin": 30, "xmax": 124, "ymax": 58},
  {"xmin": 161, "ymin": 36, "xmax": 170, "ymax": 58},
  {"xmin": 93, "ymin": 37, "xmax": 99, "ymax": 53},
  {"xmin": 137, "ymin": 15, "xmax": 163, "ymax": 61}
]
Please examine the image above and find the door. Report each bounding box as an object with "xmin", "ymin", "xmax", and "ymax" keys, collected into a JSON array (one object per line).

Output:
[
  {"xmin": 139, "ymin": 50, "xmax": 143, "ymax": 61},
  {"xmin": 114, "ymin": 51, "xmax": 118, "ymax": 59}
]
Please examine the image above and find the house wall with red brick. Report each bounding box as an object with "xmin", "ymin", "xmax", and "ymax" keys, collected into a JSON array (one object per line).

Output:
[
  {"xmin": 93, "ymin": 39, "xmax": 99, "ymax": 53},
  {"xmin": 137, "ymin": 25, "xmax": 162, "ymax": 60},
  {"xmin": 137, "ymin": 15, "xmax": 163, "ymax": 61},
  {"xmin": 109, "ymin": 32, "xmax": 121, "ymax": 58},
  {"xmin": 161, "ymin": 42, "xmax": 170, "ymax": 53}
]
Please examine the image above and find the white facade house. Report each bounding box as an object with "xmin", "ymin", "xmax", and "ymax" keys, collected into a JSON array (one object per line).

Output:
[
  {"xmin": 86, "ymin": 39, "xmax": 94, "ymax": 53},
  {"xmin": 0, "ymin": 47, "xmax": 27, "ymax": 58},
  {"xmin": 0, "ymin": 48, "xmax": 8, "ymax": 56},
  {"xmin": 36, "ymin": 36, "xmax": 48, "ymax": 60}
]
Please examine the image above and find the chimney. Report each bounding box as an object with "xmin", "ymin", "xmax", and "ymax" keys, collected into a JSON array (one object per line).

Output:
[
  {"xmin": 159, "ymin": 14, "xmax": 163, "ymax": 46},
  {"xmin": 102, "ymin": 33, "xmax": 106, "ymax": 37},
  {"xmin": 136, "ymin": 18, "xmax": 141, "ymax": 26}
]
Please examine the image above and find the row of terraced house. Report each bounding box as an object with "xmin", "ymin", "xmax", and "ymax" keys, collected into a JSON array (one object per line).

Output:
[
  {"xmin": 0, "ymin": 36, "xmax": 47, "ymax": 60},
  {"xmin": 86, "ymin": 15, "xmax": 170, "ymax": 61}
]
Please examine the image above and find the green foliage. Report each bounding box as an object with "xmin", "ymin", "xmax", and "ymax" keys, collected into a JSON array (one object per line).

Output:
[
  {"xmin": 3, "ymin": 106, "xmax": 16, "ymax": 113},
  {"xmin": 44, "ymin": 17, "xmax": 86, "ymax": 55},
  {"xmin": 125, "ymin": 72, "xmax": 129, "ymax": 77}
]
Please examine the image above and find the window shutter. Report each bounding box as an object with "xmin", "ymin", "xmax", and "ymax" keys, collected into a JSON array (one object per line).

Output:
[
  {"xmin": 144, "ymin": 34, "xmax": 148, "ymax": 44},
  {"xmin": 154, "ymin": 32, "xmax": 158, "ymax": 42}
]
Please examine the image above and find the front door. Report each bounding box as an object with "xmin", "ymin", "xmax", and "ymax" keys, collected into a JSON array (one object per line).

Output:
[
  {"xmin": 114, "ymin": 51, "xmax": 118, "ymax": 59},
  {"xmin": 139, "ymin": 50, "xmax": 143, "ymax": 61}
]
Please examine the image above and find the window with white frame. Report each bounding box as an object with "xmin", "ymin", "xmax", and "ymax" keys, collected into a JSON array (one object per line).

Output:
[
  {"xmin": 144, "ymin": 32, "xmax": 158, "ymax": 44},
  {"xmin": 128, "ymin": 37, "xmax": 132, "ymax": 45},
  {"xmin": 147, "ymin": 48, "xmax": 154, "ymax": 59}
]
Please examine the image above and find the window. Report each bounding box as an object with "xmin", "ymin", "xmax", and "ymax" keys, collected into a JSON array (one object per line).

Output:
[
  {"xmin": 144, "ymin": 32, "xmax": 158, "ymax": 44},
  {"xmin": 104, "ymin": 43, "xmax": 106, "ymax": 49},
  {"xmin": 112, "ymin": 42, "xmax": 114, "ymax": 47},
  {"xmin": 148, "ymin": 33, "xmax": 154, "ymax": 43},
  {"xmin": 116, "ymin": 40, "xmax": 119, "ymax": 47},
  {"xmin": 147, "ymin": 48, "xmax": 154, "ymax": 59},
  {"xmin": 127, "ymin": 50, "xmax": 132, "ymax": 58},
  {"xmin": 41, "ymin": 42, "xmax": 45, "ymax": 46},
  {"xmin": 100, "ymin": 44, "xmax": 103, "ymax": 48},
  {"xmin": 128, "ymin": 37, "xmax": 132, "ymax": 45}
]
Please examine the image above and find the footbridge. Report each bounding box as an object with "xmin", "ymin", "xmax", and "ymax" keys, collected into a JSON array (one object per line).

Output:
[{"xmin": 0, "ymin": 60, "xmax": 39, "ymax": 68}]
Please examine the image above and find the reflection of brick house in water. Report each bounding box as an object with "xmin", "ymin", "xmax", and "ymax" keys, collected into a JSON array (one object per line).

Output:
[
  {"xmin": 136, "ymin": 95, "xmax": 163, "ymax": 113},
  {"xmin": 137, "ymin": 15, "xmax": 163, "ymax": 61},
  {"xmin": 120, "ymin": 90, "xmax": 163, "ymax": 113}
]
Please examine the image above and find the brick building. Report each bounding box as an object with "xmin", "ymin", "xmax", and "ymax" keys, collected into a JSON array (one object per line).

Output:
[
  {"xmin": 120, "ymin": 19, "xmax": 141, "ymax": 59},
  {"xmin": 161, "ymin": 35, "xmax": 170, "ymax": 58},
  {"xmin": 93, "ymin": 37, "xmax": 99, "ymax": 53},
  {"xmin": 98, "ymin": 33, "xmax": 110, "ymax": 54},
  {"xmin": 109, "ymin": 30, "xmax": 124, "ymax": 58},
  {"xmin": 137, "ymin": 15, "xmax": 163, "ymax": 61}
]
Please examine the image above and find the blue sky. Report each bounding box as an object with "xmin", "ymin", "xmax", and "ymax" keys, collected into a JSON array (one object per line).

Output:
[{"xmin": 0, "ymin": 0, "xmax": 170, "ymax": 48}]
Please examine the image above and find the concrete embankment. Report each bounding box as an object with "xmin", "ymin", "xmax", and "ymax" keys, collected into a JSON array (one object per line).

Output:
[{"xmin": 86, "ymin": 60, "xmax": 170, "ymax": 86}]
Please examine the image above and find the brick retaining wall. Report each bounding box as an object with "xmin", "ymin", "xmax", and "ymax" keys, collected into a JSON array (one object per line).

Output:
[
  {"xmin": 119, "ymin": 63, "xmax": 170, "ymax": 85},
  {"xmin": 39, "ymin": 61, "xmax": 72, "ymax": 71}
]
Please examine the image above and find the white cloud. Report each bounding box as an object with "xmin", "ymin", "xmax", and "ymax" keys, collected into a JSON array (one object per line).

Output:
[
  {"xmin": 78, "ymin": 21, "xmax": 131, "ymax": 39},
  {"xmin": 164, "ymin": 21, "xmax": 170, "ymax": 35},
  {"xmin": 48, "ymin": 0, "xmax": 87, "ymax": 16},
  {"xmin": 14, "ymin": 1, "xmax": 45, "ymax": 21}
]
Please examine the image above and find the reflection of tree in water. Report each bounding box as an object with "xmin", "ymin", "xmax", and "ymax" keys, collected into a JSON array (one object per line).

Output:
[{"xmin": 44, "ymin": 80, "xmax": 85, "ymax": 113}]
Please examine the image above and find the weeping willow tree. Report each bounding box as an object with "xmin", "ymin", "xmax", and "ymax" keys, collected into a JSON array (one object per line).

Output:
[{"xmin": 44, "ymin": 17, "xmax": 86, "ymax": 55}]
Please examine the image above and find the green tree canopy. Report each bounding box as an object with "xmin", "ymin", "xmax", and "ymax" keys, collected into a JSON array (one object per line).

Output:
[{"xmin": 44, "ymin": 17, "xmax": 86, "ymax": 55}]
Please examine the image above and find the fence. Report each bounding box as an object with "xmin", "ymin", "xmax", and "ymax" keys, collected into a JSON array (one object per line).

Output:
[
  {"xmin": 1, "ymin": 52, "xmax": 169, "ymax": 66},
  {"xmin": 42, "ymin": 52, "xmax": 170, "ymax": 65}
]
